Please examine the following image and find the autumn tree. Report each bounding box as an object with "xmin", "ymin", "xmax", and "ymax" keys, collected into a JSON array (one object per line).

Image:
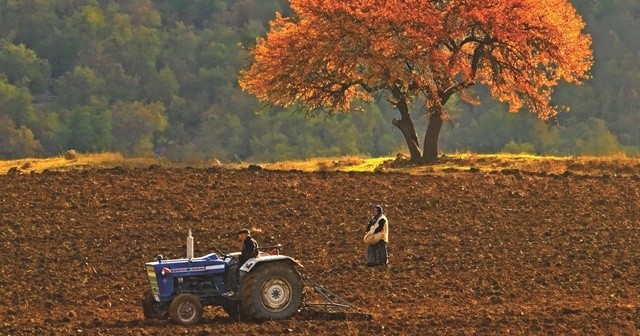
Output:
[
  {"xmin": 0, "ymin": 114, "xmax": 42, "ymax": 159},
  {"xmin": 111, "ymin": 101, "xmax": 168, "ymax": 157},
  {"xmin": 0, "ymin": 39, "xmax": 51, "ymax": 94},
  {"xmin": 239, "ymin": 0, "xmax": 593, "ymax": 163}
]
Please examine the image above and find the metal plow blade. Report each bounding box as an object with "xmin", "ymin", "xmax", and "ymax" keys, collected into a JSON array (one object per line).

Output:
[{"xmin": 297, "ymin": 275, "xmax": 372, "ymax": 321}]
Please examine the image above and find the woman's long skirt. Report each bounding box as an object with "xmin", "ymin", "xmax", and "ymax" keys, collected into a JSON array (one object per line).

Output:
[{"xmin": 366, "ymin": 240, "xmax": 388, "ymax": 266}]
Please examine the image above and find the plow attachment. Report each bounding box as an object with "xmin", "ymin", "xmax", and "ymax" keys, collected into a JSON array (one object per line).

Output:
[{"xmin": 298, "ymin": 275, "xmax": 372, "ymax": 321}]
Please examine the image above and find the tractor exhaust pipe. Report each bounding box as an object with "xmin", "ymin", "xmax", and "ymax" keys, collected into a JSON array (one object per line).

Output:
[{"xmin": 186, "ymin": 229, "xmax": 194, "ymax": 259}]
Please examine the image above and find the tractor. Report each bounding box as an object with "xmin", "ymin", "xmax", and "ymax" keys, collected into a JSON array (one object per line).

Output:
[{"xmin": 142, "ymin": 231, "xmax": 304, "ymax": 325}]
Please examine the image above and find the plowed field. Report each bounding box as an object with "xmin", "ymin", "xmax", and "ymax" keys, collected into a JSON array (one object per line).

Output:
[{"xmin": 2, "ymin": 166, "xmax": 640, "ymax": 335}]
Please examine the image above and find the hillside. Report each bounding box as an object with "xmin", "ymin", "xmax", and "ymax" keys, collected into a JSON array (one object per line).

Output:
[
  {"xmin": 2, "ymin": 1, "xmax": 640, "ymax": 161},
  {"xmin": 1, "ymin": 157, "xmax": 640, "ymax": 335}
]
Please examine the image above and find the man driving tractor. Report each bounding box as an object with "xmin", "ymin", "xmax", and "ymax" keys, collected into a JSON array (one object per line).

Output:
[{"xmin": 222, "ymin": 229, "xmax": 258, "ymax": 298}]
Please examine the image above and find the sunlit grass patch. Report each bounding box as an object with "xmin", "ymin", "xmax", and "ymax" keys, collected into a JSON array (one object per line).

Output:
[
  {"xmin": 260, "ymin": 156, "xmax": 388, "ymax": 173},
  {"xmin": 340, "ymin": 157, "xmax": 390, "ymax": 172},
  {"xmin": 436, "ymin": 153, "xmax": 640, "ymax": 175},
  {"xmin": 0, "ymin": 152, "xmax": 162, "ymax": 174},
  {"xmin": 2, "ymin": 152, "xmax": 640, "ymax": 176}
]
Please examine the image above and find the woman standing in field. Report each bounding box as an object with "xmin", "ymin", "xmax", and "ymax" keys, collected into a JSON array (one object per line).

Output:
[{"xmin": 364, "ymin": 205, "xmax": 389, "ymax": 266}]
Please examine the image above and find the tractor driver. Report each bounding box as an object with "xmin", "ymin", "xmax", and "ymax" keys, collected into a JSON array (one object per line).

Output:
[{"xmin": 222, "ymin": 229, "xmax": 258, "ymax": 298}]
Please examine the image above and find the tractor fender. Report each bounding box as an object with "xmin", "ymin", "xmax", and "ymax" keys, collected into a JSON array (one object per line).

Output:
[{"xmin": 240, "ymin": 255, "xmax": 302, "ymax": 272}]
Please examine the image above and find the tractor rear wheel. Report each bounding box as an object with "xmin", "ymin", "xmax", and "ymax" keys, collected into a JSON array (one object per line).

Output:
[
  {"xmin": 240, "ymin": 261, "xmax": 302, "ymax": 321},
  {"xmin": 142, "ymin": 291, "xmax": 168, "ymax": 319},
  {"xmin": 168, "ymin": 294, "xmax": 203, "ymax": 325}
]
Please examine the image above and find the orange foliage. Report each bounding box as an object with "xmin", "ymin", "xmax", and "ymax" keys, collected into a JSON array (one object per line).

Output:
[{"xmin": 239, "ymin": 0, "xmax": 592, "ymax": 120}]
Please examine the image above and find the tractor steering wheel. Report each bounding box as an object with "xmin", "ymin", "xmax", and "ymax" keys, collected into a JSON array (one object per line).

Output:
[{"xmin": 215, "ymin": 248, "xmax": 231, "ymax": 259}]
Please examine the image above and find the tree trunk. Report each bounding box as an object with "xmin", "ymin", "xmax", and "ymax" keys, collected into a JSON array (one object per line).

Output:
[
  {"xmin": 391, "ymin": 98, "xmax": 422, "ymax": 163},
  {"xmin": 422, "ymin": 105, "xmax": 443, "ymax": 163}
]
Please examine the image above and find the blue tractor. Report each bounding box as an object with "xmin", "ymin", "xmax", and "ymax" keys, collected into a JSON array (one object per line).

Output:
[{"xmin": 142, "ymin": 239, "xmax": 304, "ymax": 325}]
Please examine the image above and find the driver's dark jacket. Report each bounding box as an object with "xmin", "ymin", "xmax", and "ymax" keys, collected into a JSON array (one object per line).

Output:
[{"xmin": 239, "ymin": 236, "xmax": 259, "ymax": 265}]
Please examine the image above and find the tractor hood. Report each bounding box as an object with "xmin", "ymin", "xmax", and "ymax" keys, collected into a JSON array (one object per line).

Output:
[{"xmin": 145, "ymin": 253, "xmax": 228, "ymax": 302}]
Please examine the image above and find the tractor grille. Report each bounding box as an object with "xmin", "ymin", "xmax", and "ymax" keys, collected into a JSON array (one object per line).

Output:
[{"xmin": 146, "ymin": 265, "xmax": 160, "ymax": 296}]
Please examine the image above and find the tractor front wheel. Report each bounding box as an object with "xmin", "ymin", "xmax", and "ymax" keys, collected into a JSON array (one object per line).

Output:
[
  {"xmin": 240, "ymin": 261, "xmax": 302, "ymax": 321},
  {"xmin": 168, "ymin": 294, "xmax": 203, "ymax": 325},
  {"xmin": 142, "ymin": 291, "xmax": 168, "ymax": 320}
]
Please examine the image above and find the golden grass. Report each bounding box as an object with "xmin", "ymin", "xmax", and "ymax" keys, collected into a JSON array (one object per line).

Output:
[
  {"xmin": 2, "ymin": 152, "xmax": 640, "ymax": 176},
  {"xmin": 259, "ymin": 153, "xmax": 640, "ymax": 175},
  {"xmin": 260, "ymin": 156, "xmax": 389, "ymax": 173},
  {"xmin": 1, "ymin": 152, "xmax": 167, "ymax": 175}
]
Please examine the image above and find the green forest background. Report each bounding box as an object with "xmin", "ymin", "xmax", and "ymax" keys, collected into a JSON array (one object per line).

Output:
[{"xmin": 0, "ymin": 0, "xmax": 638, "ymax": 162}]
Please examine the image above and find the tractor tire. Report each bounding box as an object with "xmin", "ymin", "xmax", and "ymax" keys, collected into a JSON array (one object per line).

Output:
[
  {"xmin": 240, "ymin": 261, "xmax": 303, "ymax": 321},
  {"xmin": 142, "ymin": 291, "xmax": 168, "ymax": 320},
  {"xmin": 168, "ymin": 294, "xmax": 203, "ymax": 325}
]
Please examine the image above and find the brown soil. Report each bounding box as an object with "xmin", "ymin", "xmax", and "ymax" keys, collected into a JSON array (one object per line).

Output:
[{"xmin": 2, "ymin": 166, "xmax": 640, "ymax": 335}]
